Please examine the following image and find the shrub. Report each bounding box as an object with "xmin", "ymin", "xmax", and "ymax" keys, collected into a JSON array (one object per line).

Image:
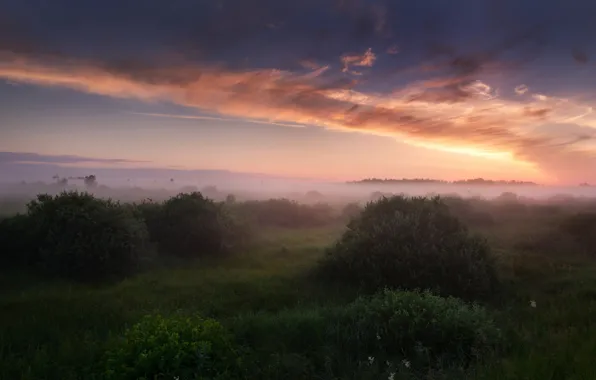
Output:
[
  {"xmin": 0, "ymin": 213, "xmax": 37, "ymax": 268},
  {"xmin": 232, "ymin": 290, "xmax": 501, "ymax": 377},
  {"xmin": 151, "ymin": 192, "xmax": 247, "ymax": 257},
  {"xmin": 320, "ymin": 196, "xmax": 499, "ymax": 300},
  {"xmin": 233, "ymin": 199, "xmax": 334, "ymax": 228},
  {"xmin": 334, "ymin": 290, "xmax": 502, "ymax": 366},
  {"xmin": 26, "ymin": 191, "xmax": 148, "ymax": 281},
  {"xmin": 104, "ymin": 314, "xmax": 245, "ymax": 380},
  {"xmin": 340, "ymin": 202, "xmax": 363, "ymax": 221},
  {"xmin": 133, "ymin": 200, "xmax": 164, "ymax": 243},
  {"xmin": 558, "ymin": 212, "xmax": 596, "ymax": 255}
]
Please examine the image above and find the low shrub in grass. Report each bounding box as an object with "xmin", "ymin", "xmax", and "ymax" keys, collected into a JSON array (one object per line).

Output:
[
  {"xmin": 231, "ymin": 290, "xmax": 501, "ymax": 378},
  {"xmin": 145, "ymin": 192, "xmax": 249, "ymax": 258},
  {"xmin": 103, "ymin": 314, "xmax": 245, "ymax": 380},
  {"xmin": 319, "ymin": 196, "xmax": 499, "ymax": 300},
  {"xmin": 27, "ymin": 191, "xmax": 148, "ymax": 281}
]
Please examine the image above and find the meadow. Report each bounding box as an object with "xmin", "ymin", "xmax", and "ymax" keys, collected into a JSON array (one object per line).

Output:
[{"xmin": 1, "ymin": 186, "xmax": 596, "ymax": 380}]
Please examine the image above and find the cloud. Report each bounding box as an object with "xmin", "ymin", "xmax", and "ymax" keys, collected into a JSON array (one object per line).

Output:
[
  {"xmin": 2, "ymin": 0, "xmax": 596, "ymax": 183},
  {"xmin": 131, "ymin": 112, "xmax": 306, "ymax": 128},
  {"xmin": 515, "ymin": 85, "xmax": 528, "ymax": 95},
  {"xmin": 0, "ymin": 151, "xmax": 149, "ymax": 165},
  {"xmin": 341, "ymin": 48, "xmax": 376, "ymax": 74}
]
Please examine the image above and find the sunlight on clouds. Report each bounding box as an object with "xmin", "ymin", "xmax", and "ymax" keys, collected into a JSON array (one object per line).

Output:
[{"xmin": 1, "ymin": 52, "xmax": 596, "ymax": 183}]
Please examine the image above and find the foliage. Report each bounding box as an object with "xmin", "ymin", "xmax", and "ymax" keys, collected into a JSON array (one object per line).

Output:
[
  {"xmin": 0, "ymin": 213, "xmax": 38, "ymax": 267},
  {"xmin": 233, "ymin": 199, "xmax": 335, "ymax": 228},
  {"xmin": 26, "ymin": 191, "xmax": 149, "ymax": 281},
  {"xmin": 103, "ymin": 314, "xmax": 245, "ymax": 380},
  {"xmin": 232, "ymin": 290, "xmax": 501, "ymax": 377},
  {"xmin": 320, "ymin": 196, "xmax": 499, "ymax": 300},
  {"xmin": 558, "ymin": 212, "xmax": 596, "ymax": 255},
  {"xmin": 148, "ymin": 192, "xmax": 248, "ymax": 257},
  {"xmin": 340, "ymin": 202, "xmax": 363, "ymax": 221},
  {"xmin": 334, "ymin": 290, "xmax": 502, "ymax": 365}
]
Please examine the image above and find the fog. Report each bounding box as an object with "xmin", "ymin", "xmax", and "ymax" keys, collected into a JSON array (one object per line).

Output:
[{"xmin": 1, "ymin": 175, "xmax": 596, "ymax": 207}]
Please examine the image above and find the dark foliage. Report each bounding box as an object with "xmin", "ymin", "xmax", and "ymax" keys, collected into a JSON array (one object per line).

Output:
[
  {"xmin": 0, "ymin": 213, "xmax": 38, "ymax": 268},
  {"xmin": 320, "ymin": 196, "xmax": 499, "ymax": 300},
  {"xmin": 232, "ymin": 290, "xmax": 501, "ymax": 377},
  {"xmin": 233, "ymin": 199, "xmax": 335, "ymax": 228},
  {"xmin": 559, "ymin": 212, "xmax": 596, "ymax": 255},
  {"xmin": 340, "ymin": 202, "xmax": 363, "ymax": 221},
  {"xmin": 25, "ymin": 192, "xmax": 149, "ymax": 281},
  {"xmin": 146, "ymin": 192, "xmax": 248, "ymax": 257}
]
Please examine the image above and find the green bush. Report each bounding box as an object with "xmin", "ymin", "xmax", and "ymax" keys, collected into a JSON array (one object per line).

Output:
[
  {"xmin": 334, "ymin": 290, "xmax": 502, "ymax": 366},
  {"xmin": 104, "ymin": 314, "xmax": 245, "ymax": 380},
  {"xmin": 232, "ymin": 290, "xmax": 501, "ymax": 377},
  {"xmin": 320, "ymin": 196, "xmax": 499, "ymax": 300},
  {"xmin": 27, "ymin": 191, "xmax": 148, "ymax": 281},
  {"xmin": 150, "ymin": 192, "xmax": 248, "ymax": 257}
]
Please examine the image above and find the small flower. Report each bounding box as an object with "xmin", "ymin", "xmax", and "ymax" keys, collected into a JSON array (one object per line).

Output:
[
  {"xmin": 368, "ymin": 356, "xmax": 375, "ymax": 365},
  {"xmin": 386, "ymin": 360, "xmax": 391, "ymax": 367},
  {"xmin": 402, "ymin": 359, "xmax": 411, "ymax": 368},
  {"xmin": 530, "ymin": 300, "xmax": 537, "ymax": 308},
  {"xmin": 388, "ymin": 372, "xmax": 395, "ymax": 380},
  {"xmin": 376, "ymin": 332, "xmax": 381, "ymax": 340}
]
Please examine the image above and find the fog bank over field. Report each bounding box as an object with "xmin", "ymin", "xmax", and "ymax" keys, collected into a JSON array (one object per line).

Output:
[{"xmin": 1, "ymin": 163, "xmax": 595, "ymax": 202}]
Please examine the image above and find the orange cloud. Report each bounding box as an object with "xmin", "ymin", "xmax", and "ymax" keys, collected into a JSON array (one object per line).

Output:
[
  {"xmin": 341, "ymin": 48, "xmax": 376, "ymax": 74},
  {"xmin": 1, "ymin": 51, "xmax": 596, "ymax": 184}
]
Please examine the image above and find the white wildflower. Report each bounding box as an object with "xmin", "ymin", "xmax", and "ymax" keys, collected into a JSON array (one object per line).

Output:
[
  {"xmin": 402, "ymin": 359, "xmax": 411, "ymax": 368},
  {"xmin": 388, "ymin": 372, "xmax": 395, "ymax": 380},
  {"xmin": 376, "ymin": 332, "xmax": 381, "ymax": 340},
  {"xmin": 368, "ymin": 356, "xmax": 375, "ymax": 365},
  {"xmin": 530, "ymin": 300, "xmax": 537, "ymax": 308}
]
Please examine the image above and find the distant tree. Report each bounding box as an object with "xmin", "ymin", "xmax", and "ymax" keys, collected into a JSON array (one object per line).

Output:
[
  {"xmin": 84, "ymin": 175, "xmax": 97, "ymax": 188},
  {"xmin": 225, "ymin": 194, "xmax": 237, "ymax": 204}
]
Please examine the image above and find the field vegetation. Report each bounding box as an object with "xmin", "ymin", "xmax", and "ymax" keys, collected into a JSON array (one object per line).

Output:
[{"xmin": 1, "ymin": 187, "xmax": 596, "ymax": 379}]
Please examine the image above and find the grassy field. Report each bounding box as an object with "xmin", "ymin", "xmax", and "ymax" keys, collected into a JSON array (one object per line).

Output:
[{"xmin": 1, "ymin": 195, "xmax": 596, "ymax": 379}]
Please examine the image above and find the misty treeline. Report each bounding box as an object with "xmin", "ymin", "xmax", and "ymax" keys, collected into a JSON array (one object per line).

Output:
[{"xmin": 1, "ymin": 186, "xmax": 596, "ymax": 282}]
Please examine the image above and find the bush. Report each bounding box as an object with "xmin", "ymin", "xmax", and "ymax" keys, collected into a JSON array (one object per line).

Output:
[
  {"xmin": 558, "ymin": 212, "xmax": 596, "ymax": 255},
  {"xmin": 320, "ymin": 196, "xmax": 499, "ymax": 300},
  {"xmin": 150, "ymin": 192, "xmax": 248, "ymax": 257},
  {"xmin": 0, "ymin": 213, "xmax": 38, "ymax": 268},
  {"xmin": 340, "ymin": 202, "xmax": 363, "ymax": 221},
  {"xmin": 104, "ymin": 314, "xmax": 245, "ymax": 380},
  {"xmin": 232, "ymin": 290, "xmax": 501, "ymax": 377},
  {"xmin": 26, "ymin": 191, "xmax": 148, "ymax": 281},
  {"xmin": 334, "ymin": 290, "xmax": 502, "ymax": 366},
  {"xmin": 233, "ymin": 199, "xmax": 334, "ymax": 228}
]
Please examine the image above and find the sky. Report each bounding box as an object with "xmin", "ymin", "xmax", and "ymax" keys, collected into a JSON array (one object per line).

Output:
[{"xmin": 2, "ymin": 0, "xmax": 596, "ymax": 185}]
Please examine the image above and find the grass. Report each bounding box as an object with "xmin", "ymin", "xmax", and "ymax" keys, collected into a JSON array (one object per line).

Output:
[{"xmin": 2, "ymin": 212, "xmax": 596, "ymax": 378}]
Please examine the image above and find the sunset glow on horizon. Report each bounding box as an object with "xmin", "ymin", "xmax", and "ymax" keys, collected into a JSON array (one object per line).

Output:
[{"xmin": 2, "ymin": 0, "xmax": 596, "ymax": 185}]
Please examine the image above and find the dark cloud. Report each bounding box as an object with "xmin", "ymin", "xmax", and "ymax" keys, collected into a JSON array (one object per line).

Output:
[{"xmin": 0, "ymin": 152, "xmax": 149, "ymax": 165}]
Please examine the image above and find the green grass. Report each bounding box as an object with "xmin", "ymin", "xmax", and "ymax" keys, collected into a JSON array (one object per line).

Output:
[{"xmin": 2, "ymin": 220, "xmax": 596, "ymax": 379}]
